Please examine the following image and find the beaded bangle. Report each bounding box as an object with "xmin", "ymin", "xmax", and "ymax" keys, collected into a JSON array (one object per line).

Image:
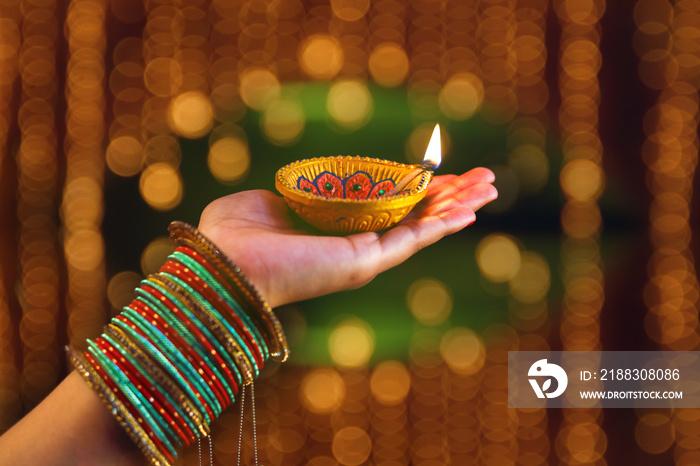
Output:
[{"xmin": 68, "ymin": 221, "xmax": 289, "ymax": 466}]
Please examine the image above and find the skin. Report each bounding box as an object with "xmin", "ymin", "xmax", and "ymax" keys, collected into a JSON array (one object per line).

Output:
[{"xmin": 0, "ymin": 168, "xmax": 497, "ymax": 465}]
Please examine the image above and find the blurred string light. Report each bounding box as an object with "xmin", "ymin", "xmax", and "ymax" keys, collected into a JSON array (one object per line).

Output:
[
  {"xmin": 476, "ymin": 233, "xmax": 522, "ymax": 283},
  {"xmin": 369, "ymin": 363, "xmax": 411, "ymax": 463},
  {"xmin": 138, "ymin": 162, "xmax": 183, "ymax": 211},
  {"xmin": 406, "ymin": 277, "xmax": 453, "ymax": 326},
  {"xmin": 556, "ymin": 1, "xmax": 607, "ymax": 465},
  {"xmin": 262, "ymin": 99, "xmax": 306, "ymax": 146},
  {"xmin": 207, "ymin": 123, "xmax": 251, "ymax": 183},
  {"xmin": 477, "ymin": 0, "xmax": 550, "ymax": 215},
  {"xmin": 335, "ymin": 371, "xmax": 373, "ymax": 465},
  {"xmin": 140, "ymin": 236, "xmax": 173, "ymax": 276},
  {"xmin": 439, "ymin": 327, "xmax": 485, "ymax": 376},
  {"xmin": 508, "ymin": 122, "xmax": 550, "ymax": 195},
  {"xmin": 327, "ymin": 79, "xmax": 373, "ymax": 130},
  {"xmin": 406, "ymin": 0, "xmax": 444, "ymax": 122},
  {"xmin": 636, "ymin": 0, "xmax": 700, "ymax": 461},
  {"xmin": 330, "ymin": 0, "xmax": 369, "ymax": 78},
  {"xmin": 106, "ymin": 270, "xmax": 141, "ymax": 311},
  {"xmin": 240, "ymin": 67, "xmax": 281, "ymax": 111},
  {"xmin": 0, "ymin": 1, "xmax": 21, "ymax": 430},
  {"xmin": 107, "ymin": 36, "xmax": 146, "ymax": 175},
  {"xmin": 167, "ymin": 90, "xmax": 214, "ymax": 139},
  {"xmin": 478, "ymin": 324, "xmax": 520, "ymax": 465},
  {"xmin": 17, "ymin": 0, "xmax": 62, "ymax": 411},
  {"xmin": 438, "ymin": 72, "xmax": 484, "ymax": 121},
  {"xmin": 370, "ymin": 360, "xmax": 411, "ymax": 405},
  {"xmin": 368, "ymin": 42, "xmax": 409, "ymax": 87},
  {"xmin": 402, "ymin": 260, "xmax": 522, "ymax": 463},
  {"xmin": 332, "ymin": 426, "xmax": 372, "ymax": 466},
  {"xmin": 300, "ymin": 34, "xmax": 344, "ymax": 80},
  {"xmin": 63, "ymin": 0, "xmax": 108, "ymax": 356},
  {"xmin": 301, "ymin": 368, "xmax": 346, "ymax": 414},
  {"xmin": 475, "ymin": 229, "xmax": 552, "ymax": 464},
  {"xmin": 138, "ymin": 3, "xmax": 188, "ymax": 211},
  {"xmin": 635, "ymin": 413, "xmax": 675, "ymax": 455},
  {"xmin": 105, "ymin": 135, "xmax": 143, "ymax": 177},
  {"xmin": 510, "ymin": 251, "xmax": 551, "ymax": 304},
  {"xmin": 638, "ymin": 0, "xmax": 700, "ymax": 351},
  {"xmin": 208, "ymin": 133, "xmax": 252, "ymax": 182},
  {"xmin": 408, "ymin": 330, "xmax": 451, "ymax": 465},
  {"xmin": 328, "ymin": 318, "xmax": 375, "ymax": 369},
  {"xmin": 477, "ymin": 0, "xmax": 517, "ymax": 124}
]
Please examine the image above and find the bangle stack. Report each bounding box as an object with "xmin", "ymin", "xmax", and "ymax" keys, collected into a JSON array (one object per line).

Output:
[{"xmin": 68, "ymin": 221, "xmax": 289, "ymax": 466}]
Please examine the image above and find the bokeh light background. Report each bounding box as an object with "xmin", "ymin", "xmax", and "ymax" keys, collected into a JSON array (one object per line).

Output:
[{"xmin": 0, "ymin": 0, "xmax": 699, "ymax": 465}]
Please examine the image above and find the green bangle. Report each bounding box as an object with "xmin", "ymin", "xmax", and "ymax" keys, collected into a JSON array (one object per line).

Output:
[
  {"xmin": 120, "ymin": 307, "xmax": 222, "ymax": 416},
  {"xmin": 104, "ymin": 324, "xmax": 208, "ymax": 437},
  {"xmin": 170, "ymin": 251, "xmax": 270, "ymax": 360},
  {"xmin": 100, "ymin": 331, "xmax": 201, "ymax": 440},
  {"xmin": 111, "ymin": 317, "xmax": 214, "ymax": 424},
  {"xmin": 153, "ymin": 273, "xmax": 255, "ymax": 385},
  {"xmin": 168, "ymin": 221, "xmax": 289, "ymax": 362},
  {"xmin": 138, "ymin": 276, "xmax": 243, "ymax": 389},
  {"xmin": 86, "ymin": 342, "xmax": 179, "ymax": 457},
  {"xmin": 131, "ymin": 294, "xmax": 237, "ymax": 404},
  {"xmin": 160, "ymin": 270, "xmax": 260, "ymax": 378}
]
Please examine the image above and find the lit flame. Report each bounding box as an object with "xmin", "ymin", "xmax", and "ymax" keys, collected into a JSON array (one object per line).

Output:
[{"xmin": 423, "ymin": 123, "xmax": 441, "ymax": 169}]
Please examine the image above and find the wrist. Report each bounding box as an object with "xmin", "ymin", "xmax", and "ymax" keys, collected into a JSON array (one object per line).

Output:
[
  {"xmin": 69, "ymin": 221, "xmax": 289, "ymax": 465},
  {"xmin": 195, "ymin": 223, "xmax": 279, "ymax": 308},
  {"xmin": 168, "ymin": 221, "xmax": 288, "ymax": 362}
]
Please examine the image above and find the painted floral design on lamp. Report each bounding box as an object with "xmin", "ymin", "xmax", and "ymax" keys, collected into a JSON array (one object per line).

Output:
[{"xmin": 297, "ymin": 171, "xmax": 398, "ymax": 200}]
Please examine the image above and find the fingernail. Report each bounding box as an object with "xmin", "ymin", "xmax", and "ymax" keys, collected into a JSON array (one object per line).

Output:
[{"xmin": 488, "ymin": 186, "xmax": 499, "ymax": 201}]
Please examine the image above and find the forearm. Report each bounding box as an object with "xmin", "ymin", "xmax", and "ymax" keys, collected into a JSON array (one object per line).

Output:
[
  {"xmin": 0, "ymin": 222, "xmax": 287, "ymax": 466},
  {"xmin": 0, "ymin": 371, "xmax": 143, "ymax": 465}
]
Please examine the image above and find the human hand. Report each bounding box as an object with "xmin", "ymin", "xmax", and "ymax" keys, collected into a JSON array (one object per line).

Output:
[{"xmin": 198, "ymin": 167, "xmax": 497, "ymax": 308}]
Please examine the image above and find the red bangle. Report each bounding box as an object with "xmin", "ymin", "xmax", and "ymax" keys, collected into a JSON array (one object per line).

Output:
[
  {"xmin": 84, "ymin": 351, "xmax": 175, "ymax": 464},
  {"xmin": 160, "ymin": 258, "xmax": 265, "ymax": 368},
  {"xmin": 114, "ymin": 314, "xmax": 217, "ymax": 422},
  {"xmin": 93, "ymin": 337, "xmax": 195, "ymax": 445},
  {"xmin": 139, "ymin": 283, "xmax": 241, "ymax": 394},
  {"xmin": 127, "ymin": 299, "xmax": 232, "ymax": 407}
]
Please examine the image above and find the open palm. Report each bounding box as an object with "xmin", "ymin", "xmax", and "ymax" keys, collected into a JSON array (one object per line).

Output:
[{"xmin": 198, "ymin": 167, "xmax": 497, "ymax": 308}]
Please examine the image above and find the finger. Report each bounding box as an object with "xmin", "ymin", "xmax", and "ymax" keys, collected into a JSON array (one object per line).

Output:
[
  {"xmin": 422, "ymin": 182, "xmax": 498, "ymax": 215},
  {"xmin": 424, "ymin": 167, "xmax": 496, "ymax": 204},
  {"xmin": 424, "ymin": 174, "xmax": 458, "ymax": 190},
  {"xmin": 456, "ymin": 182, "xmax": 498, "ymax": 212},
  {"xmin": 406, "ymin": 181, "xmax": 497, "ymax": 223}
]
